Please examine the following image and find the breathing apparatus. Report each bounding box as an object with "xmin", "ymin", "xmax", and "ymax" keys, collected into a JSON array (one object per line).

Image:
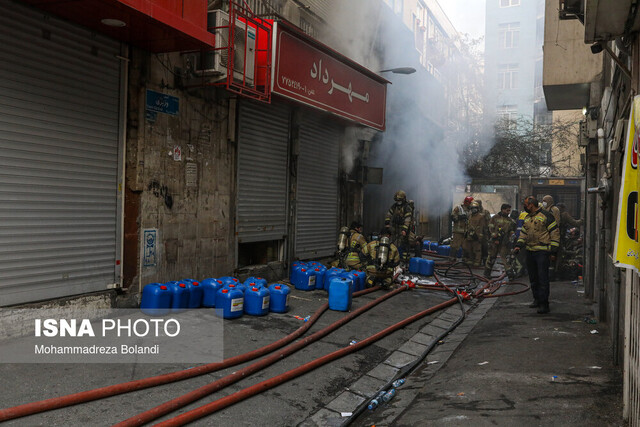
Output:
[
  {"xmin": 337, "ymin": 226, "xmax": 350, "ymax": 252},
  {"xmin": 377, "ymin": 236, "xmax": 391, "ymax": 267}
]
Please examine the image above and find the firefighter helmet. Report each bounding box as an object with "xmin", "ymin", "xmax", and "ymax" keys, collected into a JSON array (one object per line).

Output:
[
  {"xmin": 394, "ymin": 190, "xmax": 407, "ymax": 202},
  {"xmin": 464, "ymin": 196, "xmax": 474, "ymax": 205},
  {"xmin": 470, "ymin": 201, "xmax": 480, "ymax": 209}
]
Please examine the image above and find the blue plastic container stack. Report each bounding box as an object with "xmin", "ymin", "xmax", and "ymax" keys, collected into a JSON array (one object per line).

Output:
[
  {"xmin": 215, "ymin": 287, "xmax": 244, "ymax": 319},
  {"xmin": 268, "ymin": 284, "xmax": 290, "ymax": 313},
  {"xmin": 201, "ymin": 278, "xmax": 223, "ymax": 307},
  {"xmin": 140, "ymin": 283, "xmax": 172, "ymax": 315},
  {"xmin": 244, "ymin": 286, "xmax": 270, "ymax": 316},
  {"xmin": 328, "ymin": 277, "xmax": 353, "ymax": 311}
]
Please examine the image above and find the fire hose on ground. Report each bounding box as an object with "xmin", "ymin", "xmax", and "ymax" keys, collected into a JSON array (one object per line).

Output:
[{"xmin": 0, "ymin": 287, "xmax": 379, "ymax": 422}]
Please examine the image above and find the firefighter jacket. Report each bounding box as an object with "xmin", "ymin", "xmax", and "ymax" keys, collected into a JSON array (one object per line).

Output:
[
  {"xmin": 466, "ymin": 211, "xmax": 487, "ymax": 241},
  {"xmin": 560, "ymin": 211, "xmax": 583, "ymax": 234},
  {"xmin": 451, "ymin": 204, "xmax": 469, "ymax": 234},
  {"xmin": 345, "ymin": 229, "xmax": 367, "ymax": 267},
  {"xmin": 385, "ymin": 202, "xmax": 413, "ymax": 234},
  {"xmin": 362, "ymin": 240, "xmax": 400, "ymax": 278},
  {"xmin": 488, "ymin": 212, "xmax": 515, "ymax": 245},
  {"xmin": 516, "ymin": 208, "xmax": 560, "ymax": 252}
]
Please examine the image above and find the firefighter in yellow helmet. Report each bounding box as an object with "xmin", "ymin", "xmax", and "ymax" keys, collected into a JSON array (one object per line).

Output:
[
  {"xmin": 384, "ymin": 190, "xmax": 414, "ymax": 263},
  {"xmin": 363, "ymin": 228, "xmax": 400, "ymax": 289},
  {"xmin": 344, "ymin": 221, "xmax": 368, "ymax": 270},
  {"xmin": 463, "ymin": 201, "xmax": 487, "ymax": 267}
]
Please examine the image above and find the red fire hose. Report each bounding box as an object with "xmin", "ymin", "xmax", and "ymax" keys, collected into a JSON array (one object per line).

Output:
[
  {"xmin": 114, "ymin": 286, "xmax": 407, "ymax": 427},
  {"xmin": 0, "ymin": 287, "xmax": 380, "ymax": 422},
  {"xmin": 153, "ymin": 296, "xmax": 459, "ymax": 427}
]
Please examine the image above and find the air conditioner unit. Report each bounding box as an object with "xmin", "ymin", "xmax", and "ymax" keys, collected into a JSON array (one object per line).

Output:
[{"xmin": 183, "ymin": 10, "xmax": 256, "ymax": 85}]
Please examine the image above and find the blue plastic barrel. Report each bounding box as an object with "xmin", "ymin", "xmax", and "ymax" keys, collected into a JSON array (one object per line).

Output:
[
  {"xmin": 244, "ymin": 277, "xmax": 268, "ymax": 288},
  {"xmin": 352, "ymin": 270, "xmax": 366, "ymax": 292},
  {"xmin": 409, "ymin": 257, "xmax": 421, "ymax": 273},
  {"xmin": 295, "ymin": 267, "xmax": 317, "ymax": 291},
  {"xmin": 166, "ymin": 281, "xmax": 189, "ymax": 312},
  {"xmin": 244, "ymin": 286, "xmax": 270, "ymax": 316},
  {"xmin": 419, "ymin": 259, "xmax": 435, "ymax": 276},
  {"xmin": 439, "ymin": 245, "xmax": 451, "ymax": 257},
  {"xmin": 324, "ymin": 267, "xmax": 345, "ymax": 291},
  {"xmin": 312, "ymin": 266, "xmax": 326, "ymax": 290},
  {"xmin": 422, "ymin": 240, "xmax": 431, "ymax": 250},
  {"xmin": 200, "ymin": 278, "xmax": 223, "ymax": 307},
  {"xmin": 328, "ymin": 277, "xmax": 353, "ymax": 311},
  {"xmin": 290, "ymin": 262, "xmax": 306, "ymax": 283},
  {"xmin": 140, "ymin": 283, "xmax": 172, "ymax": 315},
  {"xmin": 215, "ymin": 287, "xmax": 244, "ymax": 319},
  {"xmin": 182, "ymin": 279, "xmax": 203, "ymax": 308},
  {"xmin": 430, "ymin": 242, "xmax": 439, "ymax": 252},
  {"xmin": 268, "ymin": 284, "xmax": 290, "ymax": 313},
  {"xmin": 226, "ymin": 282, "xmax": 246, "ymax": 293}
]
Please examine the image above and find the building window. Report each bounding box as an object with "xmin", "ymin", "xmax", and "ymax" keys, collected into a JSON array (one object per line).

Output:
[
  {"xmin": 500, "ymin": 0, "xmax": 520, "ymax": 7},
  {"xmin": 498, "ymin": 22, "xmax": 520, "ymax": 48},
  {"xmin": 393, "ymin": 0, "xmax": 403, "ymax": 15},
  {"xmin": 498, "ymin": 63, "xmax": 518, "ymax": 89},
  {"xmin": 498, "ymin": 105, "xmax": 518, "ymax": 127}
]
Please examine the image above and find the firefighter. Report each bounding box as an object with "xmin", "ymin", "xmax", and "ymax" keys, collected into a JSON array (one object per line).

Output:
[
  {"xmin": 450, "ymin": 196, "xmax": 473, "ymax": 260},
  {"xmin": 484, "ymin": 203, "xmax": 516, "ymax": 278},
  {"xmin": 463, "ymin": 201, "xmax": 487, "ymax": 267},
  {"xmin": 363, "ymin": 228, "xmax": 400, "ymax": 289},
  {"xmin": 384, "ymin": 190, "xmax": 414, "ymax": 263},
  {"xmin": 344, "ymin": 221, "xmax": 367, "ymax": 270},
  {"xmin": 513, "ymin": 195, "xmax": 560, "ymax": 314}
]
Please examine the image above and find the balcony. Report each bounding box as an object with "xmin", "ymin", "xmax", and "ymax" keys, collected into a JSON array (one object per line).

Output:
[{"xmin": 584, "ymin": 0, "xmax": 640, "ymax": 43}]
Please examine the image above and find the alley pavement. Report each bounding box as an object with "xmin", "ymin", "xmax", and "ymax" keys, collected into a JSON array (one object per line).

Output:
[{"xmin": 359, "ymin": 276, "xmax": 625, "ymax": 426}]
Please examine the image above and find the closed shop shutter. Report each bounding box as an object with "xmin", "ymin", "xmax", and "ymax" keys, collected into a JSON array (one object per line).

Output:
[
  {"xmin": 295, "ymin": 113, "xmax": 341, "ymax": 259},
  {"xmin": 0, "ymin": 2, "xmax": 122, "ymax": 305},
  {"xmin": 237, "ymin": 101, "xmax": 290, "ymax": 243}
]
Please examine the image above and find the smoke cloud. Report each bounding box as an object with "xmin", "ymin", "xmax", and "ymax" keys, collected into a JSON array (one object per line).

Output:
[{"xmin": 321, "ymin": 0, "xmax": 470, "ymax": 232}]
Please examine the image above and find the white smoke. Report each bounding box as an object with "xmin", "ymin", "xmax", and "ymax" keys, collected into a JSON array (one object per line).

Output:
[{"xmin": 320, "ymin": 0, "xmax": 471, "ymax": 230}]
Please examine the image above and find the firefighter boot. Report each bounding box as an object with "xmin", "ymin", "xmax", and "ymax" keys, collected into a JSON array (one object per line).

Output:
[
  {"xmin": 537, "ymin": 301, "xmax": 550, "ymax": 314},
  {"xmin": 483, "ymin": 268, "xmax": 492, "ymax": 279}
]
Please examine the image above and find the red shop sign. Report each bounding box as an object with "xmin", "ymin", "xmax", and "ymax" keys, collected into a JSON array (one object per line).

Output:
[{"xmin": 272, "ymin": 26, "xmax": 387, "ymax": 131}]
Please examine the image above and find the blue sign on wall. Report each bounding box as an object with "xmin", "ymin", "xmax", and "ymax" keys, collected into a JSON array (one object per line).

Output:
[
  {"xmin": 146, "ymin": 89, "xmax": 179, "ymax": 116},
  {"xmin": 143, "ymin": 229, "xmax": 158, "ymax": 267}
]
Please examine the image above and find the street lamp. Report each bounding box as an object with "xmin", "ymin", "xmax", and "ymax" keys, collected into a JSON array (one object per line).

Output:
[{"xmin": 379, "ymin": 67, "xmax": 416, "ymax": 75}]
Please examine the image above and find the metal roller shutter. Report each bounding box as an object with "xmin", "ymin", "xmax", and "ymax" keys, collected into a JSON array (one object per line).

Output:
[
  {"xmin": 295, "ymin": 113, "xmax": 341, "ymax": 259},
  {"xmin": 0, "ymin": 2, "xmax": 121, "ymax": 306},
  {"xmin": 237, "ymin": 101, "xmax": 290, "ymax": 243}
]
